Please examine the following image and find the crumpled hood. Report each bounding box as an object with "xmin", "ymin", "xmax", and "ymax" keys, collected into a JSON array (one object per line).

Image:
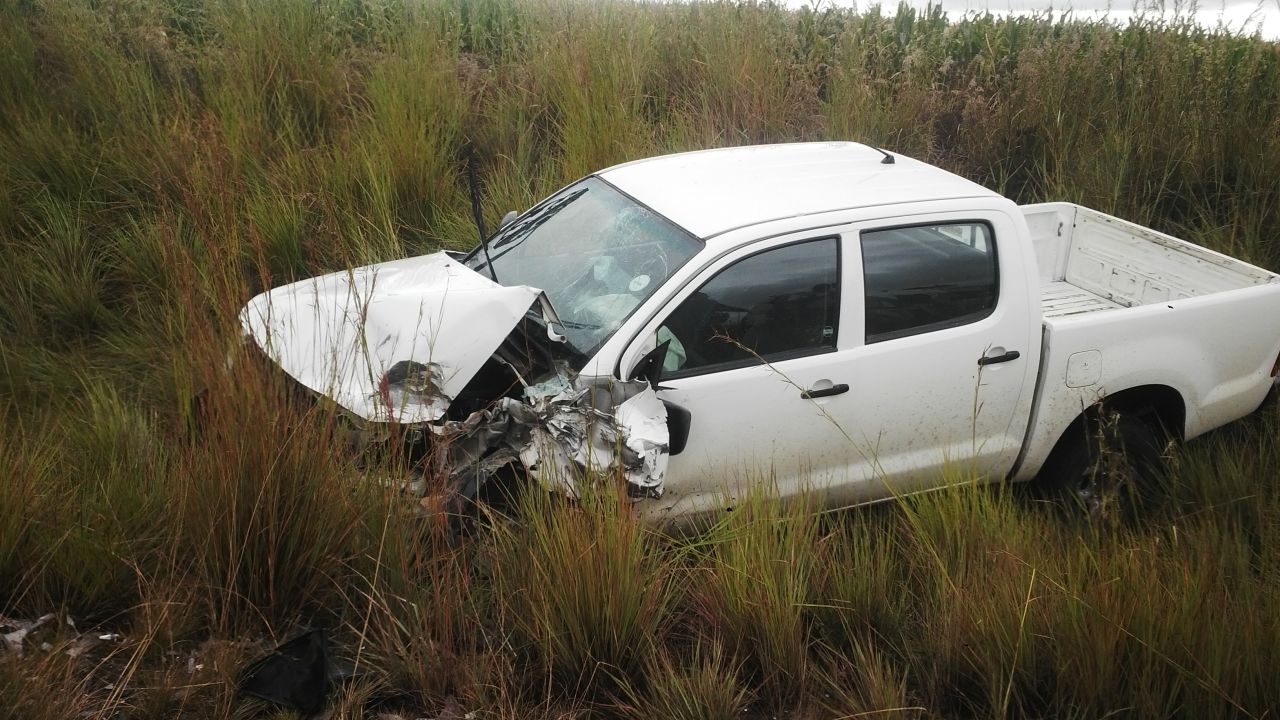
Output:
[{"xmin": 240, "ymin": 252, "xmax": 558, "ymax": 424}]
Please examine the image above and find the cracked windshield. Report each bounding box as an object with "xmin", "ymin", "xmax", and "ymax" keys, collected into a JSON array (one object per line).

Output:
[{"xmin": 467, "ymin": 177, "xmax": 702, "ymax": 357}]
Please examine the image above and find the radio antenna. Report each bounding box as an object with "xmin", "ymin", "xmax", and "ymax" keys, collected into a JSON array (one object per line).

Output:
[{"xmin": 466, "ymin": 146, "xmax": 499, "ymax": 282}]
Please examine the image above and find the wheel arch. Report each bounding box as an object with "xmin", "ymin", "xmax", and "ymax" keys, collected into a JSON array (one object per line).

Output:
[
  {"xmin": 1093, "ymin": 385, "xmax": 1184, "ymax": 439},
  {"xmin": 1039, "ymin": 384, "xmax": 1185, "ymax": 476}
]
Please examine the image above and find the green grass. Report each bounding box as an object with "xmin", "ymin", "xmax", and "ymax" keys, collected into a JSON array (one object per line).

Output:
[{"xmin": 2, "ymin": 0, "xmax": 1280, "ymax": 717}]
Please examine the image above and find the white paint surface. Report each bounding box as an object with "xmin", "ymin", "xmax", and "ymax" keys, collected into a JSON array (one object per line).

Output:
[{"xmin": 240, "ymin": 252, "xmax": 547, "ymax": 423}]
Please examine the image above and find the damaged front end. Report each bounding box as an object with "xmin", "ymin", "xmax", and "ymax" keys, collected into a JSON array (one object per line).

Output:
[{"xmin": 239, "ymin": 251, "xmax": 669, "ymax": 504}]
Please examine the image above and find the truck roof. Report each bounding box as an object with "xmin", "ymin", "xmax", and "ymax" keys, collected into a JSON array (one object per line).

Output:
[{"xmin": 598, "ymin": 142, "xmax": 1000, "ymax": 239}]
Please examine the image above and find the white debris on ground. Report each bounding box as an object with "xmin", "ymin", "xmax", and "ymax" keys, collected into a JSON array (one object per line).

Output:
[
  {"xmin": 0, "ymin": 614, "xmax": 124, "ymax": 660},
  {"xmin": 1, "ymin": 613, "xmax": 54, "ymax": 657}
]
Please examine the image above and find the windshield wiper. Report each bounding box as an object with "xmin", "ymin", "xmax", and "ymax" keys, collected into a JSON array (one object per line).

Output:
[
  {"xmin": 469, "ymin": 185, "xmax": 594, "ymax": 282},
  {"xmin": 557, "ymin": 319, "xmax": 601, "ymax": 330},
  {"xmin": 480, "ymin": 188, "xmax": 590, "ymax": 271}
]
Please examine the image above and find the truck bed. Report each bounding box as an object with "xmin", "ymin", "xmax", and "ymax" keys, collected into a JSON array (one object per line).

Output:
[
  {"xmin": 1039, "ymin": 282, "xmax": 1123, "ymax": 319},
  {"xmin": 1023, "ymin": 203, "xmax": 1274, "ymax": 321},
  {"xmin": 1013, "ymin": 201, "xmax": 1280, "ymax": 482}
]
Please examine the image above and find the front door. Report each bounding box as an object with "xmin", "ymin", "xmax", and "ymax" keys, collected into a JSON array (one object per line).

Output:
[{"xmin": 623, "ymin": 233, "xmax": 866, "ymax": 519}]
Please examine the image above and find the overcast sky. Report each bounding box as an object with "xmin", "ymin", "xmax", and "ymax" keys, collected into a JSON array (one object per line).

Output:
[{"xmin": 798, "ymin": 0, "xmax": 1280, "ymax": 39}]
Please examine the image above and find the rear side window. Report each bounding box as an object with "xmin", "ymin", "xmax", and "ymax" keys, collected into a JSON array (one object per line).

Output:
[
  {"xmin": 659, "ymin": 237, "xmax": 839, "ymax": 376},
  {"xmin": 861, "ymin": 222, "xmax": 998, "ymax": 343}
]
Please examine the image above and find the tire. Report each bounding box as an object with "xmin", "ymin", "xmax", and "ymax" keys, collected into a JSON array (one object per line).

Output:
[{"xmin": 1035, "ymin": 409, "xmax": 1168, "ymax": 522}]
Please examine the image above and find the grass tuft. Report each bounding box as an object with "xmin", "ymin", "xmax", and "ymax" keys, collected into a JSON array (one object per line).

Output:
[{"xmin": 491, "ymin": 485, "xmax": 673, "ymax": 696}]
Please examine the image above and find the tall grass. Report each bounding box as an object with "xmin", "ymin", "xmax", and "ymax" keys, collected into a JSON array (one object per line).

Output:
[{"xmin": 2, "ymin": 0, "xmax": 1279, "ymax": 717}]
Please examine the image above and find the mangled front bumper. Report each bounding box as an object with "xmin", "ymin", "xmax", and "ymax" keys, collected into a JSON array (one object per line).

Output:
[
  {"xmin": 239, "ymin": 251, "xmax": 669, "ymax": 499},
  {"xmin": 442, "ymin": 373, "xmax": 668, "ymax": 499}
]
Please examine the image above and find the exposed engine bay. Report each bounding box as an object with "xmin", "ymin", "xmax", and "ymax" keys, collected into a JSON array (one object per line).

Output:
[{"xmin": 239, "ymin": 251, "xmax": 671, "ymax": 504}]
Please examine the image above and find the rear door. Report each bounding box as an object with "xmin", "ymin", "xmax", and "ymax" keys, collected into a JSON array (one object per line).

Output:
[{"xmin": 825, "ymin": 211, "xmax": 1038, "ymax": 495}]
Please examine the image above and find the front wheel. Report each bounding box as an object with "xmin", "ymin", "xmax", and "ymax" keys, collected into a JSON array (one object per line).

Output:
[{"xmin": 1034, "ymin": 410, "xmax": 1169, "ymax": 522}]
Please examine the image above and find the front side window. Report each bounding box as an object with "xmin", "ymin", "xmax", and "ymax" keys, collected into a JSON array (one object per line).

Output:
[
  {"xmin": 658, "ymin": 237, "xmax": 840, "ymax": 377},
  {"xmin": 861, "ymin": 222, "xmax": 998, "ymax": 344},
  {"xmin": 465, "ymin": 177, "xmax": 703, "ymax": 359}
]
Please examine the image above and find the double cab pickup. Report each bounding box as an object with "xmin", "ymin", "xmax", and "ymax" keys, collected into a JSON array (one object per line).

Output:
[{"xmin": 242, "ymin": 143, "xmax": 1280, "ymax": 520}]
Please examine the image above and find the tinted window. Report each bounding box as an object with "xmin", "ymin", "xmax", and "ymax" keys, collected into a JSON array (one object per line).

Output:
[
  {"xmin": 659, "ymin": 238, "xmax": 839, "ymax": 376},
  {"xmin": 861, "ymin": 222, "xmax": 997, "ymax": 343}
]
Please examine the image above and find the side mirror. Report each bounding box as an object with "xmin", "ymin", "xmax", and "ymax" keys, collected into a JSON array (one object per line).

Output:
[
  {"xmin": 500, "ymin": 210, "xmax": 518, "ymax": 229},
  {"xmin": 630, "ymin": 339, "xmax": 670, "ymax": 388},
  {"xmin": 629, "ymin": 341, "xmax": 690, "ymax": 457}
]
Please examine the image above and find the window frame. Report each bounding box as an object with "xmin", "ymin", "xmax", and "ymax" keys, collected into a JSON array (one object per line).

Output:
[
  {"xmin": 656, "ymin": 235, "xmax": 843, "ymax": 381},
  {"xmin": 858, "ymin": 219, "xmax": 1000, "ymax": 345}
]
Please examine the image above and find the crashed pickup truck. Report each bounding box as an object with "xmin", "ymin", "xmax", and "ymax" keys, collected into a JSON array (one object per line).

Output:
[{"xmin": 241, "ymin": 142, "xmax": 1280, "ymax": 520}]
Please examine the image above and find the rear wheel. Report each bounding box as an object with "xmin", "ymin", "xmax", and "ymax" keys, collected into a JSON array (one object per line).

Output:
[{"xmin": 1035, "ymin": 409, "xmax": 1169, "ymax": 522}]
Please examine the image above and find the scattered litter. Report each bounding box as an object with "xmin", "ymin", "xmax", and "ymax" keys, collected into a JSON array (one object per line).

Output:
[
  {"xmin": 66, "ymin": 635, "xmax": 100, "ymax": 658},
  {"xmin": 1, "ymin": 613, "xmax": 55, "ymax": 657},
  {"xmin": 2, "ymin": 614, "xmax": 128, "ymax": 662}
]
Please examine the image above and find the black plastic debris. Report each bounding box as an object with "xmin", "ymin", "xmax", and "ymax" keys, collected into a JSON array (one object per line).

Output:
[{"xmin": 238, "ymin": 627, "xmax": 347, "ymax": 715}]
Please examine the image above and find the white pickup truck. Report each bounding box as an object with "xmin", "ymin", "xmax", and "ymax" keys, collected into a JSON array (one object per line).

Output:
[{"xmin": 242, "ymin": 143, "xmax": 1280, "ymax": 520}]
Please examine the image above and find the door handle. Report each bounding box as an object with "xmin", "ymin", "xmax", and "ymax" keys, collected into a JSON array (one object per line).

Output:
[
  {"xmin": 978, "ymin": 350, "xmax": 1021, "ymax": 366},
  {"xmin": 801, "ymin": 383, "xmax": 849, "ymax": 399}
]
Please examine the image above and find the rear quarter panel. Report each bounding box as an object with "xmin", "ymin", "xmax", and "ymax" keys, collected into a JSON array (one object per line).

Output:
[{"xmin": 1015, "ymin": 281, "xmax": 1280, "ymax": 481}]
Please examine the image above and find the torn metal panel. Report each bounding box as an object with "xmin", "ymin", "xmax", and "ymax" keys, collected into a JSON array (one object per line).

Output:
[
  {"xmin": 437, "ymin": 371, "xmax": 669, "ymax": 499},
  {"xmin": 239, "ymin": 252, "xmax": 564, "ymax": 424},
  {"xmin": 240, "ymin": 252, "xmax": 670, "ymax": 501},
  {"xmin": 609, "ymin": 387, "xmax": 669, "ymax": 495}
]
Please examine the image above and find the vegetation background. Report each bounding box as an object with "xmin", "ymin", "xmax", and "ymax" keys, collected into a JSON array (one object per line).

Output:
[{"xmin": 2, "ymin": 0, "xmax": 1278, "ymax": 717}]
